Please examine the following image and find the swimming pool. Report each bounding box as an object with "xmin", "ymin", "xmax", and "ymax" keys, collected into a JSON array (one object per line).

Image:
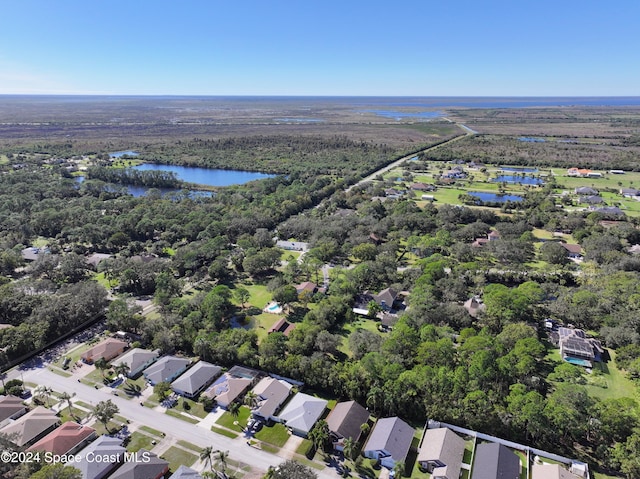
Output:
[{"xmin": 267, "ymin": 303, "xmax": 281, "ymax": 312}]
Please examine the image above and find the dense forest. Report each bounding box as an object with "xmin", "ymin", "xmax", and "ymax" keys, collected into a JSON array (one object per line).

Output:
[{"xmin": 1, "ymin": 102, "xmax": 640, "ymax": 477}]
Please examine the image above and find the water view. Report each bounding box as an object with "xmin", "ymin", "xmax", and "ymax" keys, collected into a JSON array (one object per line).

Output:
[
  {"xmin": 132, "ymin": 163, "xmax": 276, "ymax": 187},
  {"xmin": 109, "ymin": 150, "xmax": 140, "ymax": 158},
  {"xmin": 493, "ymin": 175, "xmax": 544, "ymax": 185},
  {"xmin": 359, "ymin": 109, "xmax": 444, "ymax": 120},
  {"xmin": 469, "ymin": 192, "xmax": 524, "ymax": 203},
  {"xmin": 501, "ymin": 167, "xmax": 538, "ymax": 173}
]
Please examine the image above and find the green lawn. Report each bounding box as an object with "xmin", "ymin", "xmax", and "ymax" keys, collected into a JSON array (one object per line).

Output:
[
  {"xmin": 139, "ymin": 425, "xmax": 164, "ymax": 437},
  {"xmin": 338, "ymin": 317, "xmax": 386, "ymax": 356},
  {"xmin": 243, "ymin": 283, "xmax": 272, "ymax": 309},
  {"xmin": 176, "ymin": 440, "xmax": 202, "ymax": 452},
  {"xmin": 57, "ymin": 407, "xmax": 90, "ymax": 424},
  {"xmin": 215, "ymin": 405, "xmax": 251, "ymax": 432},
  {"xmin": 165, "ymin": 409, "xmax": 200, "ymax": 424},
  {"xmin": 583, "ymin": 350, "xmax": 639, "ymax": 401},
  {"xmin": 211, "ymin": 426, "xmax": 239, "ymax": 438},
  {"xmin": 174, "ymin": 397, "xmax": 208, "ymax": 418},
  {"xmin": 161, "ymin": 446, "xmax": 198, "ymax": 472},
  {"xmin": 254, "ymin": 422, "xmax": 291, "ymax": 447},
  {"xmin": 126, "ymin": 431, "xmax": 155, "ymax": 452}
]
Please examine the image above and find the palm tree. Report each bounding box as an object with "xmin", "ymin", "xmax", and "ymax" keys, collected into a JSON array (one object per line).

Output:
[
  {"xmin": 94, "ymin": 358, "xmax": 109, "ymax": 379},
  {"xmin": 114, "ymin": 363, "xmax": 130, "ymax": 379},
  {"xmin": 309, "ymin": 420, "xmax": 329, "ymax": 452},
  {"xmin": 35, "ymin": 385, "xmax": 53, "ymax": 407},
  {"xmin": 392, "ymin": 461, "xmax": 405, "ymax": 478},
  {"xmin": 215, "ymin": 450, "xmax": 229, "ymax": 476},
  {"xmin": 243, "ymin": 391, "xmax": 259, "ymax": 409},
  {"xmin": 200, "ymin": 446, "xmax": 214, "ymax": 471},
  {"xmin": 59, "ymin": 391, "xmax": 75, "ymax": 416},
  {"xmin": 342, "ymin": 437, "xmax": 356, "ymax": 462},
  {"xmin": 228, "ymin": 402, "xmax": 240, "ymax": 418}
]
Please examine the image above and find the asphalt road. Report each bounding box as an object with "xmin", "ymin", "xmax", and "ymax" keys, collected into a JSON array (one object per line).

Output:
[{"xmin": 15, "ymin": 366, "xmax": 340, "ymax": 478}]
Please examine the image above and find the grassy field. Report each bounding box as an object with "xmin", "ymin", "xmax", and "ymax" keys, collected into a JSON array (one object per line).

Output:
[
  {"xmin": 338, "ymin": 316, "xmax": 386, "ymax": 356},
  {"xmin": 127, "ymin": 431, "xmax": 155, "ymax": 452},
  {"xmin": 583, "ymin": 350, "xmax": 639, "ymax": 401},
  {"xmin": 161, "ymin": 446, "xmax": 198, "ymax": 472},
  {"xmin": 215, "ymin": 405, "xmax": 251, "ymax": 432},
  {"xmin": 254, "ymin": 422, "xmax": 290, "ymax": 447}
]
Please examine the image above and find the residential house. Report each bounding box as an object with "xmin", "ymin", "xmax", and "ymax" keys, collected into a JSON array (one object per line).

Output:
[
  {"xmin": 620, "ymin": 188, "xmax": 640, "ymax": 197},
  {"xmin": 0, "ymin": 406, "xmax": 60, "ymax": 447},
  {"xmin": 374, "ymin": 287, "xmax": 398, "ymax": 310},
  {"xmin": 111, "ymin": 348, "xmax": 159, "ymax": 378},
  {"xmin": 464, "ymin": 297, "xmax": 486, "ymax": 318},
  {"xmin": 170, "ymin": 465, "xmax": 204, "ymax": 479},
  {"xmin": 567, "ymin": 168, "xmax": 592, "ymax": 177},
  {"xmin": 380, "ymin": 313, "xmax": 399, "ymax": 331},
  {"xmin": 471, "ymin": 443, "xmax": 520, "ymax": 479},
  {"xmin": 580, "ymin": 195, "xmax": 604, "ymax": 205},
  {"xmin": 143, "ymin": 356, "xmax": 191, "ymax": 385},
  {"xmin": 609, "ymin": 170, "xmax": 625, "ymax": 175},
  {"xmin": 574, "ymin": 186, "xmax": 598, "ymax": 195},
  {"xmin": 326, "ymin": 400, "xmax": 369, "ymax": 451},
  {"xmin": 170, "ymin": 361, "xmax": 222, "ymax": 399},
  {"xmin": 593, "ymin": 206, "xmax": 624, "ymax": 216},
  {"xmin": 85, "ymin": 253, "xmax": 112, "ymax": 269},
  {"xmin": 268, "ymin": 318, "xmax": 296, "ymax": 337},
  {"xmin": 251, "ymin": 377, "xmax": 293, "ymax": 423},
  {"xmin": 81, "ymin": 338, "xmax": 128, "ymax": 364},
  {"xmin": 73, "ymin": 436, "xmax": 126, "ymax": 479},
  {"xmin": 532, "ymin": 463, "xmax": 582, "ymax": 479},
  {"xmin": 275, "ymin": 393, "xmax": 328, "ymax": 437},
  {"xmin": 487, "ymin": 230, "xmax": 501, "ymax": 241},
  {"xmin": 203, "ymin": 374, "xmax": 252, "ymax": 409},
  {"xmin": 417, "ymin": 428, "xmax": 465, "ymax": 479},
  {"xmin": 20, "ymin": 247, "xmax": 49, "ymax": 262},
  {"xmin": 108, "ymin": 450, "xmax": 169, "ymax": 479},
  {"xmin": 276, "ymin": 240, "xmax": 309, "ymax": 252},
  {"xmin": 628, "ymin": 244, "xmax": 640, "ymax": 255},
  {"xmin": 295, "ymin": 281, "xmax": 317, "ymax": 296},
  {"xmin": 363, "ymin": 417, "xmax": 415, "ymax": 470},
  {"xmin": 560, "ymin": 243, "xmax": 582, "ymax": 259},
  {"xmin": 558, "ymin": 327, "xmax": 602, "ymax": 366},
  {"xmin": 410, "ymin": 182, "xmax": 435, "ymax": 191},
  {"xmin": 471, "ymin": 238, "xmax": 489, "ymax": 248},
  {"xmin": 27, "ymin": 421, "xmax": 96, "ymax": 455},
  {"xmin": 0, "ymin": 395, "xmax": 27, "ymax": 428}
]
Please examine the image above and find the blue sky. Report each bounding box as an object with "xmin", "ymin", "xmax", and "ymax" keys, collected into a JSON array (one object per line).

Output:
[{"xmin": 1, "ymin": 1, "xmax": 638, "ymax": 96}]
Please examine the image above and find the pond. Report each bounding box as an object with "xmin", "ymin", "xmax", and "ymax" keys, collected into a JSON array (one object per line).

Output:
[
  {"xmin": 109, "ymin": 150, "xmax": 139, "ymax": 158},
  {"xmin": 492, "ymin": 175, "xmax": 544, "ymax": 185},
  {"xmin": 359, "ymin": 109, "xmax": 444, "ymax": 120},
  {"xmin": 132, "ymin": 163, "xmax": 276, "ymax": 187},
  {"xmin": 500, "ymin": 167, "xmax": 538, "ymax": 173},
  {"xmin": 469, "ymin": 192, "xmax": 524, "ymax": 203}
]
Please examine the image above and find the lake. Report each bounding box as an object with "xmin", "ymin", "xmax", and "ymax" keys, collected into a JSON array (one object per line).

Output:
[
  {"xmin": 132, "ymin": 163, "xmax": 276, "ymax": 187},
  {"xmin": 359, "ymin": 109, "xmax": 444, "ymax": 120},
  {"xmin": 500, "ymin": 167, "xmax": 538, "ymax": 173},
  {"xmin": 109, "ymin": 150, "xmax": 139, "ymax": 158},
  {"xmin": 469, "ymin": 192, "xmax": 524, "ymax": 203},
  {"xmin": 493, "ymin": 175, "xmax": 544, "ymax": 185}
]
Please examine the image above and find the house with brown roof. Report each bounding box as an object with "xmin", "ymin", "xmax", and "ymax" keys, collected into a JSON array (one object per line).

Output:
[
  {"xmin": 0, "ymin": 395, "xmax": 27, "ymax": 428},
  {"xmin": 295, "ymin": 281, "xmax": 318, "ymax": 295},
  {"xmin": 326, "ymin": 400, "xmax": 370, "ymax": 451},
  {"xmin": 532, "ymin": 463, "xmax": 582, "ymax": 479},
  {"xmin": 374, "ymin": 288, "xmax": 398, "ymax": 310},
  {"xmin": 0, "ymin": 406, "xmax": 60, "ymax": 447},
  {"xmin": 27, "ymin": 421, "xmax": 96, "ymax": 455},
  {"xmin": 203, "ymin": 373, "xmax": 253, "ymax": 409},
  {"xmin": 268, "ymin": 318, "xmax": 296, "ymax": 336},
  {"xmin": 81, "ymin": 338, "xmax": 128, "ymax": 364},
  {"xmin": 417, "ymin": 427, "xmax": 466, "ymax": 479},
  {"xmin": 464, "ymin": 297, "xmax": 486, "ymax": 318},
  {"xmin": 560, "ymin": 243, "xmax": 582, "ymax": 259}
]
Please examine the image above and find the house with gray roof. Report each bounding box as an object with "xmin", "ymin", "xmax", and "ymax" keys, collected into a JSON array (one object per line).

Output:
[
  {"xmin": 143, "ymin": 355, "xmax": 190, "ymax": 385},
  {"xmin": 363, "ymin": 416, "xmax": 415, "ymax": 470},
  {"xmin": 574, "ymin": 186, "xmax": 598, "ymax": 195},
  {"xmin": 111, "ymin": 348, "xmax": 159, "ymax": 378},
  {"xmin": 108, "ymin": 450, "xmax": 169, "ymax": 479},
  {"xmin": 417, "ymin": 427, "xmax": 466, "ymax": 479},
  {"xmin": 374, "ymin": 288, "xmax": 398, "ymax": 310},
  {"xmin": 72, "ymin": 436, "xmax": 126, "ymax": 479},
  {"xmin": 326, "ymin": 400, "xmax": 370, "ymax": 451},
  {"xmin": 0, "ymin": 395, "xmax": 27, "ymax": 428},
  {"xmin": 0, "ymin": 406, "xmax": 59, "ymax": 447},
  {"xmin": 171, "ymin": 361, "xmax": 222, "ymax": 398},
  {"xmin": 275, "ymin": 393, "xmax": 328, "ymax": 437},
  {"xmin": 170, "ymin": 465, "xmax": 204, "ymax": 479},
  {"xmin": 471, "ymin": 443, "xmax": 520, "ymax": 479},
  {"xmin": 251, "ymin": 377, "xmax": 293, "ymax": 423}
]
